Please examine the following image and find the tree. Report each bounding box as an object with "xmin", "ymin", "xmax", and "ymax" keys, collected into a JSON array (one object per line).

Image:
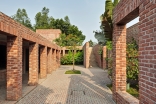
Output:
[
  {"xmin": 66, "ymin": 34, "xmax": 81, "ymax": 70},
  {"xmin": 94, "ymin": 0, "xmax": 119, "ymax": 43},
  {"xmin": 55, "ymin": 34, "xmax": 81, "ymax": 70},
  {"xmin": 34, "ymin": 7, "xmax": 85, "ymax": 44},
  {"xmin": 11, "ymin": 8, "xmax": 33, "ymax": 30},
  {"xmin": 89, "ymin": 40, "xmax": 94, "ymax": 47},
  {"xmin": 100, "ymin": 0, "xmax": 119, "ymax": 40},
  {"xmin": 34, "ymin": 7, "xmax": 51, "ymax": 29}
]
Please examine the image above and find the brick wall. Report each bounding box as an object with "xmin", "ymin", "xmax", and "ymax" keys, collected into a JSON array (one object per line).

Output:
[
  {"xmin": 93, "ymin": 44, "xmax": 101, "ymax": 68},
  {"xmin": 36, "ymin": 29, "xmax": 61, "ymax": 42},
  {"xmin": 113, "ymin": 0, "xmax": 156, "ymax": 104},
  {"xmin": 0, "ymin": 12, "xmax": 61, "ymax": 100}
]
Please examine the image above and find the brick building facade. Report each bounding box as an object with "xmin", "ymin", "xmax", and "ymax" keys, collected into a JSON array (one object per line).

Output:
[
  {"xmin": 112, "ymin": 0, "xmax": 156, "ymax": 104},
  {"xmin": 0, "ymin": 12, "xmax": 61, "ymax": 100}
]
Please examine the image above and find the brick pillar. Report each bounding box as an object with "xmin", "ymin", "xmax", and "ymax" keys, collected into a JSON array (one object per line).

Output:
[
  {"xmin": 56, "ymin": 50, "xmax": 58, "ymax": 69},
  {"xmin": 53, "ymin": 49, "xmax": 56, "ymax": 70},
  {"xmin": 102, "ymin": 46, "xmax": 107, "ymax": 69},
  {"xmin": 85, "ymin": 42, "xmax": 89, "ymax": 68},
  {"xmin": 40, "ymin": 46, "xmax": 47, "ymax": 78},
  {"xmin": 139, "ymin": 1, "xmax": 156, "ymax": 103},
  {"xmin": 28, "ymin": 43, "xmax": 39, "ymax": 86},
  {"xmin": 7, "ymin": 36, "xmax": 22, "ymax": 100},
  {"xmin": 112, "ymin": 25, "xmax": 126, "ymax": 101},
  {"xmin": 47, "ymin": 48, "xmax": 52, "ymax": 74},
  {"xmin": 58, "ymin": 50, "xmax": 61, "ymax": 67}
]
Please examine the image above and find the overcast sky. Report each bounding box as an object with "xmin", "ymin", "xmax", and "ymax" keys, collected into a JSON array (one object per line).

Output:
[{"xmin": 0, "ymin": 0, "xmax": 139, "ymax": 44}]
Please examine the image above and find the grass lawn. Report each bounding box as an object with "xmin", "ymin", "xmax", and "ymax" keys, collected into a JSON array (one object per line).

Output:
[
  {"xmin": 106, "ymin": 83, "xmax": 139, "ymax": 98},
  {"xmin": 65, "ymin": 70, "xmax": 81, "ymax": 74}
]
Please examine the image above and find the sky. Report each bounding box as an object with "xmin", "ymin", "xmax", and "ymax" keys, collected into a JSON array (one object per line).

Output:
[{"xmin": 0, "ymin": 0, "xmax": 139, "ymax": 44}]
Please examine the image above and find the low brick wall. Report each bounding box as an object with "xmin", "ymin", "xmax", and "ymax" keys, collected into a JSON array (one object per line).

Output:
[
  {"xmin": 116, "ymin": 91, "xmax": 139, "ymax": 104},
  {"xmin": 0, "ymin": 69, "xmax": 6, "ymax": 82}
]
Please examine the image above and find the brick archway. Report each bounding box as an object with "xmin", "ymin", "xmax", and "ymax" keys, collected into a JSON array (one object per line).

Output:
[{"xmin": 113, "ymin": 0, "xmax": 156, "ymax": 103}]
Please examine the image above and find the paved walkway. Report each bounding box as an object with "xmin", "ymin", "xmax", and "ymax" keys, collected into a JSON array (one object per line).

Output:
[{"xmin": 2, "ymin": 65, "xmax": 115, "ymax": 104}]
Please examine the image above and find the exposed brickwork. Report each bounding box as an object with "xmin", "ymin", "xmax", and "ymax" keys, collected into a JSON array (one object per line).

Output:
[
  {"xmin": 40, "ymin": 46, "xmax": 47, "ymax": 78},
  {"xmin": 93, "ymin": 44, "xmax": 102, "ymax": 68},
  {"xmin": 47, "ymin": 48, "xmax": 52, "ymax": 74},
  {"xmin": 139, "ymin": 1, "xmax": 156, "ymax": 104},
  {"xmin": 116, "ymin": 91, "xmax": 139, "ymax": 104},
  {"xmin": 53, "ymin": 49, "xmax": 56, "ymax": 70},
  {"xmin": 0, "ymin": 12, "xmax": 61, "ymax": 101},
  {"xmin": 113, "ymin": 0, "xmax": 156, "ymax": 104},
  {"xmin": 102, "ymin": 46, "xmax": 107, "ymax": 69},
  {"xmin": 36, "ymin": 29, "xmax": 61, "ymax": 42},
  {"xmin": 84, "ymin": 42, "xmax": 89, "ymax": 68},
  {"xmin": 28, "ymin": 43, "xmax": 39, "ymax": 85},
  {"xmin": 112, "ymin": 25, "xmax": 127, "ymax": 99},
  {"xmin": 7, "ymin": 36, "xmax": 22, "ymax": 100}
]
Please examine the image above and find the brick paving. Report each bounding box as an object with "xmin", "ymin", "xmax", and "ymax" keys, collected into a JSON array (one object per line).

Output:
[{"xmin": 1, "ymin": 65, "xmax": 115, "ymax": 104}]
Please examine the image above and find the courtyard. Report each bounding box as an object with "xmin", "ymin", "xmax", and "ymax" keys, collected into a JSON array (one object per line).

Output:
[{"xmin": 0, "ymin": 65, "xmax": 115, "ymax": 104}]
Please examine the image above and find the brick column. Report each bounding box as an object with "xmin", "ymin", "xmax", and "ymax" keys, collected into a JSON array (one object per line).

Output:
[
  {"xmin": 47, "ymin": 48, "xmax": 52, "ymax": 74},
  {"xmin": 112, "ymin": 25, "xmax": 126, "ymax": 101},
  {"xmin": 102, "ymin": 46, "xmax": 107, "ymax": 69},
  {"xmin": 40, "ymin": 46, "xmax": 47, "ymax": 78},
  {"xmin": 7, "ymin": 36, "xmax": 22, "ymax": 100},
  {"xmin": 85, "ymin": 42, "xmax": 89, "ymax": 68},
  {"xmin": 28, "ymin": 43, "xmax": 39, "ymax": 86},
  {"xmin": 56, "ymin": 50, "xmax": 58, "ymax": 69},
  {"xmin": 58, "ymin": 50, "xmax": 61, "ymax": 67},
  {"xmin": 53, "ymin": 49, "xmax": 56, "ymax": 70}
]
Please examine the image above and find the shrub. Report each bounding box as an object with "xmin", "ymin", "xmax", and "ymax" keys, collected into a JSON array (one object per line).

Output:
[{"xmin": 61, "ymin": 50, "xmax": 83, "ymax": 65}]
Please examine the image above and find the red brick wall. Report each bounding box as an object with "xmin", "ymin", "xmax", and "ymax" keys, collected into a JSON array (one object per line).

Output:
[
  {"xmin": 113, "ymin": 0, "xmax": 156, "ymax": 104},
  {"xmin": 93, "ymin": 44, "xmax": 101, "ymax": 68},
  {"xmin": 36, "ymin": 29, "xmax": 61, "ymax": 42},
  {"xmin": 0, "ymin": 12, "xmax": 61, "ymax": 101},
  {"xmin": 83, "ymin": 42, "xmax": 89, "ymax": 68}
]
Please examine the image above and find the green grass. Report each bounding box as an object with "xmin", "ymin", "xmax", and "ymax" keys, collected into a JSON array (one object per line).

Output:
[
  {"xmin": 65, "ymin": 70, "xmax": 81, "ymax": 74},
  {"xmin": 106, "ymin": 83, "xmax": 139, "ymax": 99}
]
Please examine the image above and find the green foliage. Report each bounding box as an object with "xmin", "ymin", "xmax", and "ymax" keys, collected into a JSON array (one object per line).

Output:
[
  {"xmin": 35, "ymin": 7, "xmax": 51, "ymax": 29},
  {"xmin": 106, "ymin": 41, "xmax": 112, "ymax": 50},
  {"xmin": 65, "ymin": 70, "xmax": 81, "ymax": 74},
  {"xmin": 34, "ymin": 7, "xmax": 85, "ymax": 44},
  {"xmin": 11, "ymin": 8, "xmax": 34, "ymax": 30},
  {"xmin": 61, "ymin": 51, "xmax": 83, "ymax": 65},
  {"xmin": 89, "ymin": 40, "xmax": 94, "ymax": 47},
  {"xmin": 94, "ymin": 0, "xmax": 119, "ymax": 44},
  {"xmin": 54, "ymin": 34, "xmax": 67, "ymax": 47},
  {"xmin": 127, "ymin": 38, "xmax": 139, "ymax": 81}
]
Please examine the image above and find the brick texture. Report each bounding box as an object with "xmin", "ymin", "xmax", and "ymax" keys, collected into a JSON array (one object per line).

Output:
[
  {"xmin": 113, "ymin": 0, "xmax": 156, "ymax": 104},
  {"xmin": 83, "ymin": 42, "xmax": 89, "ymax": 68},
  {"xmin": 0, "ymin": 12, "xmax": 61, "ymax": 101},
  {"xmin": 40, "ymin": 46, "xmax": 47, "ymax": 79},
  {"xmin": 36, "ymin": 29, "xmax": 61, "ymax": 42},
  {"xmin": 7, "ymin": 36, "xmax": 22, "ymax": 100},
  {"xmin": 28, "ymin": 43, "xmax": 39, "ymax": 85},
  {"xmin": 47, "ymin": 48, "xmax": 52, "ymax": 74}
]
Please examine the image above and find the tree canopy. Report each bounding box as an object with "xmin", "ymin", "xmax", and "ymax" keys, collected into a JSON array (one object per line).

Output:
[
  {"xmin": 11, "ymin": 8, "xmax": 33, "ymax": 30},
  {"xmin": 12, "ymin": 7, "xmax": 85, "ymax": 44}
]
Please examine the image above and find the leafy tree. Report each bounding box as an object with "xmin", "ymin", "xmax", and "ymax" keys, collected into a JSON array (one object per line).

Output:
[
  {"xmin": 66, "ymin": 34, "xmax": 81, "ymax": 70},
  {"xmin": 89, "ymin": 40, "xmax": 94, "ymax": 47},
  {"xmin": 54, "ymin": 34, "xmax": 67, "ymax": 46},
  {"xmin": 94, "ymin": 0, "xmax": 119, "ymax": 44},
  {"xmin": 34, "ymin": 7, "xmax": 85, "ymax": 44},
  {"xmin": 100, "ymin": 0, "xmax": 119, "ymax": 40},
  {"xmin": 11, "ymin": 8, "xmax": 33, "ymax": 30},
  {"xmin": 34, "ymin": 7, "xmax": 51, "ymax": 29}
]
